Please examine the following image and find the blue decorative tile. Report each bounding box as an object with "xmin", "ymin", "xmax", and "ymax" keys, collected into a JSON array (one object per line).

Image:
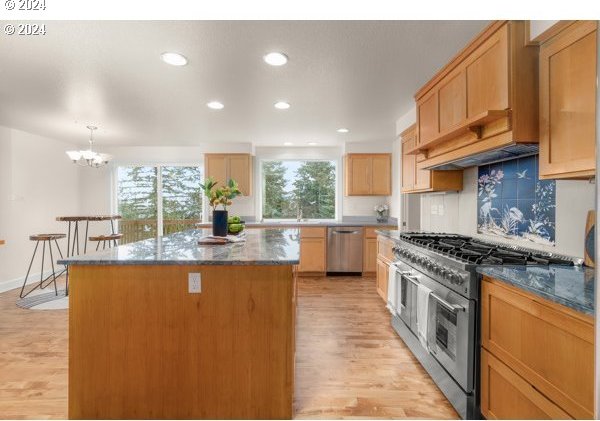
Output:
[
  {"xmin": 517, "ymin": 178, "xmax": 535, "ymax": 199},
  {"xmin": 477, "ymin": 155, "xmax": 556, "ymax": 245},
  {"xmin": 502, "ymin": 179, "xmax": 518, "ymax": 199},
  {"xmin": 502, "ymin": 159, "xmax": 518, "ymax": 179}
]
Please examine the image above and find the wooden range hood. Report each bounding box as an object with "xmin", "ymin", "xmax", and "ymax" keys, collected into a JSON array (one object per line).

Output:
[{"xmin": 410, "ymin": 21, "xmax": 540, "ymax": 170}]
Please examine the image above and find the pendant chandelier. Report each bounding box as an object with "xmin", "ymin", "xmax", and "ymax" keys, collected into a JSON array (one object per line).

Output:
[{"xmin": 66, "ymin": 125, "xmax": 112, "ymax": 168}]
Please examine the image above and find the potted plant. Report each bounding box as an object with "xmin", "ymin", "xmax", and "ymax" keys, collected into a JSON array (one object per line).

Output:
[
  {"xmin": 374, "ymin": 203, "xmax": 389, "ymax": 223},
  {"xmin": 200, "ymin": 177, "xmax": 242, "ymax": 237}
]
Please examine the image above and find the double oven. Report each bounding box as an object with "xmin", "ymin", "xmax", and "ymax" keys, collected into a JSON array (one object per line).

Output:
[{"xmin": 391, "ymin": 259, "xmax": 478, "ymax": 419}]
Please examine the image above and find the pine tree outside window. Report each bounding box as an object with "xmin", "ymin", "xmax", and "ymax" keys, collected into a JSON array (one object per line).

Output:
[
  {"xmin": 262, "ymin": 160, "xmax": 337, "ymax": 220},
  {"xmin": 116, "ymin": 165, "xmax": 203, "ymax": 243}
]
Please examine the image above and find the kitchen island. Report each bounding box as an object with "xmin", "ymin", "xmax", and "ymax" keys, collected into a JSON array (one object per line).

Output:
[{"xmin": 59, "ymin": 228, "xmax": 299, "ymax": 419}]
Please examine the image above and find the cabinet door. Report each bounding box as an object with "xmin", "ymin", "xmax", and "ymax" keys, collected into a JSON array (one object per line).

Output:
[
  {"xmin": 481, "ymin": 278, "xmax": 594, "ymax": 419},
  {"xmin": 413, "ymin": 154, "xmax": 431, "ymax": 191},
  {"xmin": 205, "ymin": 155, "xmax": 228, "ymax": 188},
  {"xmin": 417, "ymin": 90, "xmax": 439, "ymax": 145},
  {"xmin": 228, "ymin": 155, "xmax": 252, "ymax": 196},
  {"xmin": 346, "ymin": 155, "xmax": 372, "ymax": 195},
  {"xmin": 539, "ymin": 21, "xmax": 596, "ymax": 179},
  {"xmin": 481, "ymin": 349, "xmax": 572, "ymax": 420},
  {"xmin": 401, "ymin": 138, "xmax": 416, "ymax": 192},
  {"xmin": 438, "ymin": 70, "xmax": 467, "ymax": 132},
  {"xmin": 375, "ymin": 258, "xmax": 389, "ymax": 301},
  {"xmin": 466, "ymin": 24, "xmax": 509, "ymax": 117},
  {"xmin": 298, "ymin": 238, "xmax": 326, "ymax": 273},
  {"xmin": 371, "ymin": 155, "xmax": 391, "ymax": 195},
  {"xmin": 363, "ymin": 238, "xmax": 377, "ymax": 273}
]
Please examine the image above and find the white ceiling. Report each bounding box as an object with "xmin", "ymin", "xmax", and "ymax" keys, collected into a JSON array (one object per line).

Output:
[{"xmin": 0, "ymin": 20, "xmax": 488, "ymax": 147}]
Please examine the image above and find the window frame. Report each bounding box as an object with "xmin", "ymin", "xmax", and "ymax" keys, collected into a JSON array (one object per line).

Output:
[
  {"xmin": 259, "ymin": 158, "xmax": 340, "ymax": 222},
  {"xmin": 112, "ymin": 162, "xmax": 203, "ymax": 237}
]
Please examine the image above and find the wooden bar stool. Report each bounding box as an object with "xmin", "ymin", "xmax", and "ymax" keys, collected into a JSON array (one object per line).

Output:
[
  {"xmin": 20, "ymin": 234, "xmax": 67, "ymax": 299},
  {"xmin": 89, "ymin": 233, "xmax": 123, "ymax": 251}
]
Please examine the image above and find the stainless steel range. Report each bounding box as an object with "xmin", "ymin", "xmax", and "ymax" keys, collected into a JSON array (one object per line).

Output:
[{"xmin": 387, "ymin": 232, "xmax": 576, "ymax": 419}]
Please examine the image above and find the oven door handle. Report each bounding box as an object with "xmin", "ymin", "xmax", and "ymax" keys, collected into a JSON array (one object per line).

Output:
[
  {"xmin": 430, "ymin": 292, "xmax": 465, "ymax": 313},
  {"xmin": 402, "ymin": 274, "xmax": 419, "ymax": 285}
]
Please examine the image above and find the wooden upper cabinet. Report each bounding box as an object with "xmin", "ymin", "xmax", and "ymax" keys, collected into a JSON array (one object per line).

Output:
[
  {"xmin": 438, "ymin": 70, "xmax": 467, "ymax": 132},
  {"xmin": 344, "ymin": 154, "xmax": 391, "ymax": 196},
  {"xmin": 204, "ymin": 154, "xmax": 253, "ymax": 196},
  {"xmin": 539, "ymin": 20, "xmax": 597, "ymax": 179},
  {"xmin": 401, "ymin": 129, "xmax": 416, "ymax": 192},
  {"xmin": 417, "ymin": 90, "xmax": 439, "ymax": 145},
  {"xmin": 465, "ymin": 24, "xmax": 509, "ymax": 117},
  {"xmin": 410, "ymin": 21, "xmax": 539, "ymax": 169},
  {"xmin": 401, "ymin": 124, "xmax": 463, "ymax": 194}
]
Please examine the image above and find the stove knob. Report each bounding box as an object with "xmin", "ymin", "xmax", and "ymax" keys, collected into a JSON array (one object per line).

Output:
[{"xmin": 449, "ymin": 271, "xmax": 462, "ymax": 284}]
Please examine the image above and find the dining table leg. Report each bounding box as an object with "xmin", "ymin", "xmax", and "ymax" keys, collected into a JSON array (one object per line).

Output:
[
  {"xmin": 66, "ymin": 222, "xmax": 72, "ymax": 258},
  {"xmin": 84, "ymin": 221, "xmax": 90, "ymax": 254}
]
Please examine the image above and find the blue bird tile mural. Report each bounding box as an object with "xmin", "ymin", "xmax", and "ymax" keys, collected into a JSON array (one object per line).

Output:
[{"xmin": 477, "ymin": 155, "xmax": 556, "ymax": 246}]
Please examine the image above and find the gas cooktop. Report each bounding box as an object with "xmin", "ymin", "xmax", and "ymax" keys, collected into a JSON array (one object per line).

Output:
[{"xmin": 397, "ymin": 232, "xmax": 574, "ymax": 266}]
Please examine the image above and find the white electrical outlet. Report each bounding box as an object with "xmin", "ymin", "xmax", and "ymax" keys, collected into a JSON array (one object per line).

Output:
[
  {"xmin": 188, "ymin": 273, "xmax": 201, "ymax": 293},
  {"xmin": 431, "ymin": 205, "xmax": 438, "ymax": 215},
  {"xmin": 438, "ymin": 204, "xmax": 445, "ymax": 216}
]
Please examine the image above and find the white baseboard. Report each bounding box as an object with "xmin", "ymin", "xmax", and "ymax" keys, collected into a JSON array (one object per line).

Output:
[{"xmin": 0, "ymin": 268, "xmax": 67, "ymax": 294}]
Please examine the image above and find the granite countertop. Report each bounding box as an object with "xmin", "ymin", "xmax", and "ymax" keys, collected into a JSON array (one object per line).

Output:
[
  {"xmin": 477, "ymin": 265, "xmax": 594, "ymax": 316},
  {"xmin": 375, "ymin": 230, "xmax": 594, "ymax": 316},
  {"xmin": 196, "ymin": 217, "xmax": 398, "ymax": 229},
  {"xmin": 57, "ymin": 228, "xmax": 300, "ymax": 266}
]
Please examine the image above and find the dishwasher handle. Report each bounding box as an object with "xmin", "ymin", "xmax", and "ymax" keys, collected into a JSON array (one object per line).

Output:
[{"xmin": 332, "ymin": 230, "xmax": 361, "ymax": 235}]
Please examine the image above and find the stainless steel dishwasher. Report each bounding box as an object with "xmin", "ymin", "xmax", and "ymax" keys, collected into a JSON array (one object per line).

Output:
[{"xmin": 327, "ymin": 226, "xmax": 364, "ymax": 273}]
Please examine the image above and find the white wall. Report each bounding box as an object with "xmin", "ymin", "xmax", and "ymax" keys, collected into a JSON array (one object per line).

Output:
[
  {"xmin": 420, "ymin": 167, "xmax": 595, "ymax": 258},
  {"xmin": 0, "ymin": 126, "xmax": 81, "ymax": 289},
  {"xmin": 529, "ymin": 20, "xmax": 560, "ymax": 41}
]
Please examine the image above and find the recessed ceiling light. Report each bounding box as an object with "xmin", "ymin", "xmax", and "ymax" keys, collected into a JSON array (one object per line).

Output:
[
  {"xmin": 274, "ymin": 101, "xmax": 290, "ymax": 110},
  {"xmin": 160, "ymin": 52, "xmax": 188, "ymax": 66},
  {"xmin": 284, "ymin": 142, "xmax": 293, "ymax": 146},
  {"xmin": 207, "ymin": 101, "xmax": 224, "ymax": 110},
  {"xmin": 307, "ymin": 142, "xmax": 318, "ymax": 146},
  {"xmin": 337, "ymin": 128, "xmax": 349, "ymax": 133},
  {"xmin": 263, "ymin": 52, "xmax": 288, "ymax": 66}
]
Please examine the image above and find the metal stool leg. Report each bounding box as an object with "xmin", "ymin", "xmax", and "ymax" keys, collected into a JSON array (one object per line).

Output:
[
  {"xmin": 96, "ymin": 241, "xmax": 101, "ymax": 251},
  {"xmin": 20, "ymin": 241, "xmax": 40, "ymax": 298},
  {"xmin": 54, "ymin": 239, "xmax": 68, "ymax": 295},
  {"xmin": 39, "ymin": 241, "xmax": 46, "ymax": 289},
  {"xmin": 47, "ymin": 241, "xmax": 58, "ymax": 296}
]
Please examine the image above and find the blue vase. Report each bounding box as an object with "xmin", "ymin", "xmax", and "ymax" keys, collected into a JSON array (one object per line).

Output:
[{"xmin": 212, "ymin": 210, "xmax": 229, "ymax": 237}]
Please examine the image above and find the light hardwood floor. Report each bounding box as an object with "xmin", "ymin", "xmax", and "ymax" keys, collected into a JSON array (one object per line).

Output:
[{"xmin": 0, "ymin": 275, "xmax": 457, "ymax": 419}]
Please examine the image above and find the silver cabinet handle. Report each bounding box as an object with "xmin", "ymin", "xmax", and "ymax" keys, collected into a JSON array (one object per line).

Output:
[{"xmin": 430, "ymin": 292, "xmax": 464, "ymax": 312}]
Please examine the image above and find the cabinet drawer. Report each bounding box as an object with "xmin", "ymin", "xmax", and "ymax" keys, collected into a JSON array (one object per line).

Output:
[
  {"xmin": 300, "ymin": 227, "xmax": 326, "ymax": 239},
  {"xmin": 377, "ymin": 237, "xmax": 394, "ymax": 262},
  {"xmin": 481, "ymin": 349, "xmax": 572, "ymax": 420},
  {"xmin": 481, "ymin": 278, "xmax": 594, "ymax": 419}
]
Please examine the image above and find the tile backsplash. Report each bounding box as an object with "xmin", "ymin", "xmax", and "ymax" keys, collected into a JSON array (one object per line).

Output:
[{"xmin": 477, "ymin": 155, "xmax": 556, "ymax": 246}]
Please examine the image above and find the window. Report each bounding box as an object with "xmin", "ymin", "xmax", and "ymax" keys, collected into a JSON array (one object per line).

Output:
[
  {"xmin": 262, "ymin": 160, "xmax": 336, "ymax": 220},
  {"xmin": 117, "ymin": 165, "xmax": 202, "ymax": 243}
]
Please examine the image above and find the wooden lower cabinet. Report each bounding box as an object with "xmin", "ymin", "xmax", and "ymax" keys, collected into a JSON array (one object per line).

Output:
[
  {"xmin": 375, "ymin": 258, "xmax": 389, "ymax": 301},
  {"xmin": 481, "ymin": 349, "xmax": 571, "ymax": 420},
  {"xmin": 363, "ymin": 238, "xmax": 377, "ymax": 274},
  {"xmin": 481, "ymin": 276, "xmax": 594, "ymax": 419},
  {"xmin": 298, "ymin": 228, "xmax": 327, "ymax": 275}
]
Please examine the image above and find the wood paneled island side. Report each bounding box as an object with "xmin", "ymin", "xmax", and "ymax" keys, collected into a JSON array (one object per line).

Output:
[{"xmin": 59, "ymin": 228, "xmax": 299, "ymax": 419}]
